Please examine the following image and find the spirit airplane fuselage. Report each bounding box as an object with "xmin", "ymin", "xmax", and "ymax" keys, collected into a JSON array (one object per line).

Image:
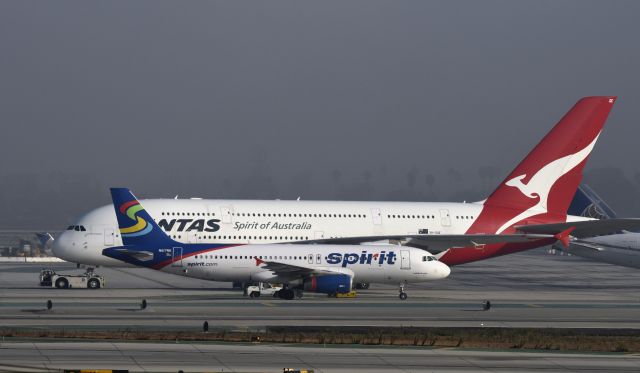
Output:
[{"xmin": 115, "ymin": 244, "xmax": 450, "ymax": 284}]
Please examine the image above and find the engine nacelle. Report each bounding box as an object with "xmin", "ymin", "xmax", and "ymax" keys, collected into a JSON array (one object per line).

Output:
[{"xmin": 303, "ymin": 274, "xmax": 352, "ymax": 295}]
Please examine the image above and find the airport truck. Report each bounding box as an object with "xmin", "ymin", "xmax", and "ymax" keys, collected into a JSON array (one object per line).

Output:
[
  {"xmin": 39, "ymin": 268, "xmax": 106, "ymax": 289},
  {"xmin": 245, "ymin": 282, "xmax": 283, "ymax": 298}
]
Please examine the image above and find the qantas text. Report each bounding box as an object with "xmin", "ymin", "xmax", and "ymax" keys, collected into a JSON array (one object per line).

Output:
[{"xmin": 158, "ymin": 219, "xmax": 220, "ymax": 232}]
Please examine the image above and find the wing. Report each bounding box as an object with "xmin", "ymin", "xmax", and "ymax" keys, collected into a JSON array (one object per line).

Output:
[
  {"xmin": 298, "ymin": 219, "xmax": 640, "ymax": 253},
  {"xmin": 568, "ymin": 240, "xmax": 605, "ymax": 252},
  {"xmin": 302, "ymin": 233, "xmax": 556, "ymax": 253},
  {"xmin": 253, "ymin": 257, "xmax": 351, "ymax": 280},
  {"xmin": 515, "ymin": 218, "xmax": 640, "ymax": 238}
]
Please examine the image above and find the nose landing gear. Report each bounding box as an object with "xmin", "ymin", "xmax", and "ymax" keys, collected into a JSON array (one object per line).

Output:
[{"xmin": 399, "ymin": 282, "xmax": 408, "ymax": 300}]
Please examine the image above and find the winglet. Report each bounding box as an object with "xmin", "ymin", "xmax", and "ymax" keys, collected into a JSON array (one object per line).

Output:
[
  {"xmin": 254, "ymin": 256, "xmax": 264, "ymax": 266},
  {"xmin": 554, "ymin": 227, "xmax": 575, "ymax": 248}
]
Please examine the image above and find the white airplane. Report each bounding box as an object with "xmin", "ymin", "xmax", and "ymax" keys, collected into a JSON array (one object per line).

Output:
[
  {"xmin": 558, "ymin": 184, "xmax": 640, "ymax": 269},
  {"xmin": 53, "ymin": 96, "xmax": 640, "ymax": 283},
  {"xmin": 102, "ymin": 188, "xmax": 451, "ymax": 300}
]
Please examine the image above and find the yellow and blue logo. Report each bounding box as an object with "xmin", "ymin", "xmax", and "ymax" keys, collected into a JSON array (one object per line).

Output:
[{"xmin": 119, "ymin": 200, "xmax": 152, "ymax": 237}]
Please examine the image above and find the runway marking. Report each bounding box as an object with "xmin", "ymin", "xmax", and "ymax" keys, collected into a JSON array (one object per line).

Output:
[
  {"xmin": 261, "ymin": 302, "xmax": 277, "ymax": 307},
  {"xmin": 528, "ymin": 304, "xmax": 543, "ymax": 308}
]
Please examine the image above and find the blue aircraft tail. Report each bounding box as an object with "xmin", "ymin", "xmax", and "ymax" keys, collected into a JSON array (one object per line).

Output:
[
  {"xmin": 568, "ymin": 184, "xmax": 617, "ymax": 219},
  {"xmin": 110, "ymin": 188, "xmax": 177, "ymax": 247}
]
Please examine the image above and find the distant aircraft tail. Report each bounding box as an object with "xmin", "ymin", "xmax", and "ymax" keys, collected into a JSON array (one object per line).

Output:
[
  {"xmin": 110, "ymin": 188, "xmax": 177, "ymax": 247},
  {"xmin": 467, "ymin": 96, "xmax": 617, "ymax": 234},
  {"xmin": 568, "ymin": 184, "xmax": 617, "ymax": 219}
]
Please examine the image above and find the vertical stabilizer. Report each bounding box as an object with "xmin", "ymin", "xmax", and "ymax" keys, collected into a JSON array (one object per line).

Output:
[
  {"xmin": 467, "ymin": 96, "xmax": 616, "ymax": 234},
  {"xmin": 110, "ymin": 188, "xmax": 176, "ymax": 246}
]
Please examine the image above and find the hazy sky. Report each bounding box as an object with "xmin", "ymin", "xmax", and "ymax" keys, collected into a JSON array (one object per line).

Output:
[{"xmin": 1, "ymin": 1, "xmax": 640, "ymax": 228}]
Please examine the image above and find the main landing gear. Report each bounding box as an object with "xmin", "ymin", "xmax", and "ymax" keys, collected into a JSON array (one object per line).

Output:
[
  {"xmin": 399, "ymin": 282, "xmax": 408, "ymax": 300},
  {"xmin": 275, "ymin": 287, "xmax": 303, "ymax": 300}
]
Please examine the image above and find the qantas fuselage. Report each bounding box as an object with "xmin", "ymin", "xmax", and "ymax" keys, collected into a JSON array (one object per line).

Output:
[{"xmin": 53, "ymin": 199, "xmax": 484, "ymax": 266}]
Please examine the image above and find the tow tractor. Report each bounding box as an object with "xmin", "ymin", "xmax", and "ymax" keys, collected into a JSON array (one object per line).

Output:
[
  {"xmin": 245, "ymin": 282, "xmax": 283, "ymax": 298},
  {"xmin": 39, "ymin": 267, "xmax": 106, "ymax": 289}
]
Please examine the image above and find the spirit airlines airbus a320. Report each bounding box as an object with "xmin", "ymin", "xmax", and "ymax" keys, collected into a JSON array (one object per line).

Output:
[
  {"xmin": 53, "ymin": 96, "xmax": 640, "ymax": 287},
  {"xmin": 102, "ymin": 188, "xmax": 451, "ymax": 300}
]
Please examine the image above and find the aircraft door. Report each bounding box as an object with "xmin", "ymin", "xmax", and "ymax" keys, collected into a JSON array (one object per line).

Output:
[
  {"xmin": 172, "ymin": 247, "xmax": 183, "ymax": 267},
  {"xmin": 104, "ymin": 228, "xmax": 114, "ymax": 246},
  {"xmin": 187, "ymin": 232, "xmax": 198, "ymax": 243},
  {"xmin": 316, "ymin": 253, "xmax": 321, "ymax": 264},
  {"xmin": 400, "ymin": 250, "xmax": 411, "ymax": 270},
  {"xmin": 308, "ymin": 254, "xmax": 313, "ymax": 264},
  {"xmin": 314, "ymin": 231, "xmax": 324, "ymax": 240},
  {"xmin": 371, "ymin": 208, "xmax": 382, "ymax": 225},
  {"xmin": 220, "ymin": 206, "xmax": 233, "ymax": 224},
  {"xmin": 439, "ymin": 209, "xmax": 451, "ymax": 227}
]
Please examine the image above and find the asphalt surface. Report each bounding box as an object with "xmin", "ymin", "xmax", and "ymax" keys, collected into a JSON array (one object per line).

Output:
[
  {"xmin": 1, "ymin": 249, "xmax": 639, "ymax": 330},
  {"xmin": 1, "ymin": 341, "xmax": 639, "ymax": 373},
  {"xmin": 1, "ymin": 248, "xmax": 639, "ymax": 371}
]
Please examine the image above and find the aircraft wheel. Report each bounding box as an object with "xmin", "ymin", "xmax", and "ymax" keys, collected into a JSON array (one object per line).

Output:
[
  {"xmin": 88, "ymin": 278, "xmax": 101, "ymax": 289},
  {"xmin": 399, "ymin": 292, "xmax": 408, "ymax": 300},
  {"xmin": 55, "ymin": 278, "xmax": 69, "ymax": 289},
  {"xmin": 278, "ymin": 289, "xmax": 295, "ymax": 300}
]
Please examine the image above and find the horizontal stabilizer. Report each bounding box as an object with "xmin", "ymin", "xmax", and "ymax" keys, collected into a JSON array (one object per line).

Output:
[
  {"xmin": 515, "ymin": 218, "xmax": 640, "ymax": 238},
  {"xmin": 111, "ymin": 248, "xmax": 155, "ymax": 261}
]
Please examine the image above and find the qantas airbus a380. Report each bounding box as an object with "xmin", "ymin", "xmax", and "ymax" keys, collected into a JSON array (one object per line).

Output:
[{"xmin": 53, "ymin": 97, "xmax": 640, "ymax": 280}]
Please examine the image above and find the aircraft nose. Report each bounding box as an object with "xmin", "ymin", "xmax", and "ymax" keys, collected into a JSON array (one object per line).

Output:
[
  {"xmin": 51, "ymin": 231, "xmax": 69, "ymax": 260},
  {"xmin": 438, "ymin": 262, "xmax": 451, "ymax": 279}
]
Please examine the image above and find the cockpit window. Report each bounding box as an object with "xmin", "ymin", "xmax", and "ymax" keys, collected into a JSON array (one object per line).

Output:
[
  {"xmin": 74, "ymin": 226, "xmax": 80, "ymax": 231},
  {"xmin": 67, "ymin": 226, "xmax": 74, "ymax": 231},
  {"xmin": 79, "ymin": 226, "xmax": 86, "ymax": 231},
  {"xmin": 422, "ymin": 255, "xmax": 437, "ymax": 262}
]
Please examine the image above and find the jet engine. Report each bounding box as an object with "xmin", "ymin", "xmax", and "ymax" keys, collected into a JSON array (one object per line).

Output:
[{"xmin": 303, "ymin": 274, "xmax": 352, "ymax": 295}]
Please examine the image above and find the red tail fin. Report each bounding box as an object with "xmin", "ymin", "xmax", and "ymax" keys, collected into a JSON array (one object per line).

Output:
[{"xmin": 467, "ymin": 96, "xmax": 616, "ymax": 234}]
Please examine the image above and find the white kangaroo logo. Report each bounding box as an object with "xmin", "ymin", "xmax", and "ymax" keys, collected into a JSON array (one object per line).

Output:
[{"xmin": 495, "ymin": 133, "xmax": 600, "ymax": 234}]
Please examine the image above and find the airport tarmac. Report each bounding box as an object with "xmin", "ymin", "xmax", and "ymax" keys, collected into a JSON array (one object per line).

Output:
[
  {"xmin": 1, "ymin": 248, "xmax": 640, "ymax": 331},
  {"xmin": 1, "ymin": 248, "xmax": 640, "ymax": 372},
  {"xmin": 1, "ymin": 340, "xmax": 639, "ymax": 373}
]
